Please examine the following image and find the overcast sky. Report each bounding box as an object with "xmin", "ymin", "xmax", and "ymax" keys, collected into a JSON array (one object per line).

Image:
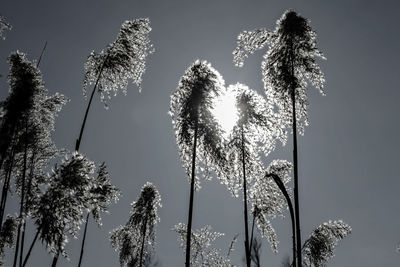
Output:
[{"xmin": 1, "ymin": 0, "xmax": 399, "ymax": 266}]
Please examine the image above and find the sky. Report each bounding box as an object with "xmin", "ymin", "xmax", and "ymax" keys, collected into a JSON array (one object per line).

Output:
[{"xmin": 1, "ymin": 0, "xmax": 400, "ymax": 266}]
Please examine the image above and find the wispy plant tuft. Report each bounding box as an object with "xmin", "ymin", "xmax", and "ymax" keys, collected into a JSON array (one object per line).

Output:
[
  {"xmin": 169, "ymin": 60, "xmax": 228, "ymax": 267},
  {"xmin": 77, "ymin": 162, "xmax": 120, "ymax": 267},
  {"xmin": 110, "ymin": 182, "xmax": 161, "ymax": 267},
  {"xmin": 76, "ymin": 18, "xmax": 154, "ymax": 152},
  {"xmin": 0, "ymin": 216, "xmax": 18, "ymax": 266},
  {"xmin": 234, "ymin": 11, "xmax": 326, "ymax": 267},
  {"xmin": 83, "ymin": 18, "xmax": 154, "ymax": 106},
  {"xmin": 302, "ymin": 220, "xmax": 351, "ymax": 267},
  {"xmin": 234, "ymin": 10, "xmax": 325, "ymax": 134},
  {"xmin": 173, "ymin": 223, "xmax": 234, "ymax": 267},
  {"xmin": 0, "ymin": 51, "xmax": 43, "ymax": 171},
  {"xmin": 89, "ymin": 162, "xmax": 120, "ymax": 226},
  {"xmin": 33, "ymin": 153, "xmax": 95, "ymax": 258},
  {"xmin": 233, "ymin": 28, "xmax": 270, "ymax": 68},
  {"xmin": 220, "ymin": 83, "xmax": 285, "ymax": 266},
  {"xmin": 251, "ymin": 160, "xmax": 292, "ymax": 253},
  {"xmin": 224, "ymin": 83, "xmax": 286, "ymax": 196},
  {"xmin": 169, "ymin": 60, "xmax": 228, "ymax": 189},
  {"xmin": 263, "ymin": 10, "xmax": 325, "ymax": 133}
]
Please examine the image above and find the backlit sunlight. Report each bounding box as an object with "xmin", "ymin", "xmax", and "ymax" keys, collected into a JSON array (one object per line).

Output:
[{"xmin": 211, "ymin": 90, "xmax": 238, "ymax": 138}]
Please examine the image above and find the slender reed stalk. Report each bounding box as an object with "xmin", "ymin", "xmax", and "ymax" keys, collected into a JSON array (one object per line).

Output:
[
  {"xmin": 185, "ymin": 119, "xmax": 198, "ymax": 267},
  {"xmin": 75, "ymin": 56, "xmax": 108, "ymax": 152},
  {"xmin": 77, "ymin": 213, "xmax": 90, "ymax": 267},
  {"xmin": 241, "ymin": 125, "xmax": 251, "ymax": 267},
  {"xmin": 139, "ymin": 215, "xmax": 148, "ymax": 267},
  {"xmin": 270, "ymin": 173, "xmax": 296, "ymax": 267},
  {"xmin": 21, "ymin": 228, "xmax": 40, "ymax": 267}
]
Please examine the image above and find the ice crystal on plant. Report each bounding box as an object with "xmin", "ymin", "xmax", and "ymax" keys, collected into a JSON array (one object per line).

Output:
[
  {"xmin": 303, "ymin": 220, "xmax": 351, "ymax": 267},
  {"xmin": 83, "ymin": 18, "xmax": 154, "ymax": 107},
  {"xmin": 173, "ymin": 223, "xmax": 234, "ymax": 267}
]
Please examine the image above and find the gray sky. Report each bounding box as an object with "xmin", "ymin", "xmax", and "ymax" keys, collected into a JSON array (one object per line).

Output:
[{"xmin": 1, "ymin": 0, "xmax": 399, "ymax": 266}]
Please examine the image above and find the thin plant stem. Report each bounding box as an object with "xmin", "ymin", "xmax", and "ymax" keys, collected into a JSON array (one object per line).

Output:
[
  {"xmin": 36, "ymin": 41, "xmax": 47, "ymax": 68},
  {"xmin": 249, "ymin": 215, "xmax": 255, "ymax": 256},
  {"xmin": 21, "ymin": 228, "xmax": 40, "ymax": 267},
  {"xmin": 290, "ymin": 42, "xmax": 302, "ymax": 267},
  {"xmin": 185, "ymin": 118, "xmax": 198, "ymax": 267},
  {"xmin": 14, "ymin": 123, "xmax": 29, "ymax": 267},
  {"xmin": 139, "ymin": 214, "xmax": 148, "ymax": 267},
  {"xmin": 75, "ymin": 54, "xmax": 109, "ymax": 151},
  {"xmin": 241, "ymin": 125, "xmax": 251, "ymax": 267},
  {"xmin": 77, "ymin": 213, "xmax": 90, "ymax": 267},
  {"xmin": 0, "ymin": 147, "xmax": 15, "ymax": 231},
  {"xmin": 51, "ymin": 253, "xmax": 59, "ymax": 267},
  {"xmin": 19, "ymin": 152, "xmax": 35, "ymax": 267},
  {"xmin": 12, "ymin": 221, "xmax": 21, "ymax": 267},
  {"xmin": 74, "ymin": 51, "xmax": 111, "ymax": 267},
  {"xmin": 270, "ymin": 173, "xmax": 297, "ymax": 267},
  {"xmin": 19, "ymin": 220, "xmax": 26, "ymax": 267}
]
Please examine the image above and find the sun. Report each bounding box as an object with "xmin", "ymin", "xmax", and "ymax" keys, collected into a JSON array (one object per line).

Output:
[{"xmin": 211, "ymin": 90, "xmax": 238, "ymax": 138}]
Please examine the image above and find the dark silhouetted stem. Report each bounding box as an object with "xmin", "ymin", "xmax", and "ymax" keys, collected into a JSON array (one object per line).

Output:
[
  {"xmin": 291, "ymin": 61, "xmax": 302, "ymax": 267},
  {"xmin": 75, "ymin": 54, "xmax": 109, "ymax": 151},
  {"xmin": 249, "ymin": 215, "xmax": 256, "ymax": 266},
  {"xmin": 19, "ymin": 220, "xmax": 26, "ymax": 267},
  {"xmin": 77, "ymin": 213, "xmax": 90, "ymax": 267},
  {"xmin": 0, "ymin": 122, "xmax": 19, "ymax": 175},
  {"xmin": 75, "ymin": 53, "xmax": 110, "ymax": 267},
  {"xmin": 20, "ymin": 152, "xmax": 35, "ymax": 267},
  {"xmin": 36, "ymin": 41, "xmax": 47, "ymax": 68},
  {"xmin": 22, "ymin": 228, "xmax": 40, "ymax": 267},
  {"xmin": 51, "ymin": 228, "xmax": 63, "ymax": 267},
  {"xmin": 139, "ymin": 214, "xmax": 148, "ymax": 267},
  {"xmin": 0, "ymin": 158, "xmax": 3, "ymax": 178},
  {"xmin": 0, "ymin": 42, "xmax": 47, "ymax": 230},
  {"xmin": 13, "ymin": 221, "xmax": 21, "ymax": 267},
  {"xmin": 185, "ymin": 118, "xmax": 198, "ymax": 267},
  {"xmin": 270, "ymin": 174, "xmax": 296, "ymax": 267},
  {"xmin": 241, "ymin": 126, "xmax": 251, "ymax": 267},
  {"xmin": 0, "ymin": 138, "xmax": 10, "ymax": 175},
  {"xmin": 287, "ymin": 37, "xmax": 302, "ymax": 267},
  {"xmin": 249, "ymin": 215, "xmax": 255, "ymax": 256},
  {"xmin": 15, "ymin": 42, "xmax": 46, "ymax": 266},
  {"xmin": 51, "ymin": 253, "xmax": 59, "ymax": 267},
  {"xmin": 14, "ymin": 124, "xmax": 29, "ymax": 267},
  {"xmin": 0, "ymin": 149, "xmax": 14, "ymax": 231},
  {"xmin": 0, "ymin": 145, "xmax": 16, "ymax": 224}
]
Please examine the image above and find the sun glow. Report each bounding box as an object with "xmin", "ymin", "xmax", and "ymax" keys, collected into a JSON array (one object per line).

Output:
[{"xmin": 211, "ymin": 90, "xmax": 238, "ymax": 138}]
